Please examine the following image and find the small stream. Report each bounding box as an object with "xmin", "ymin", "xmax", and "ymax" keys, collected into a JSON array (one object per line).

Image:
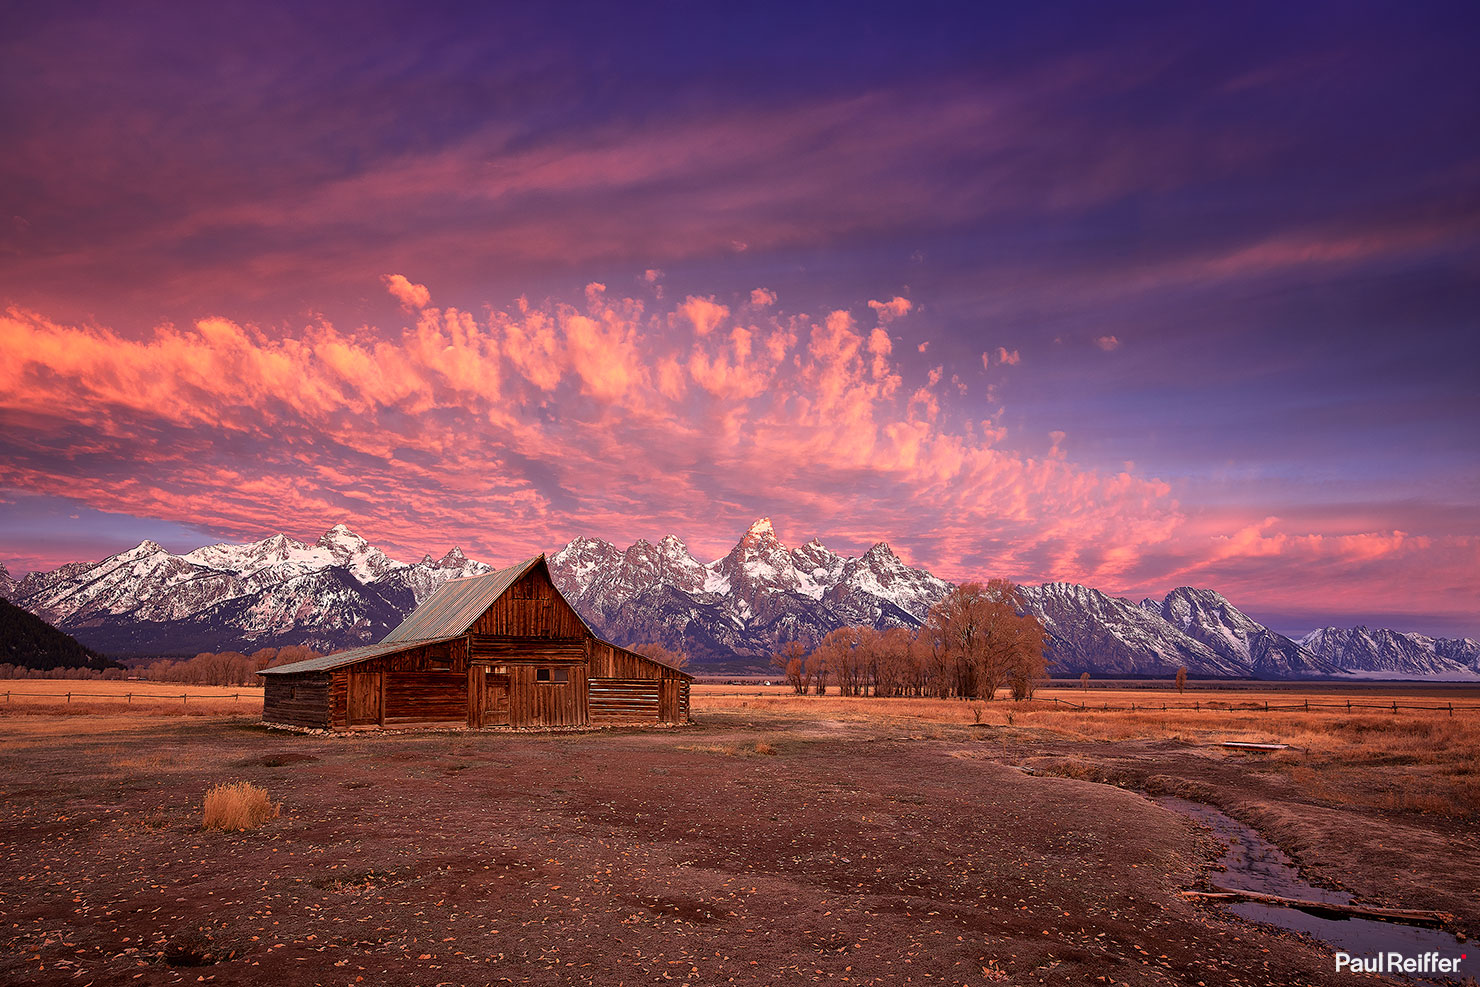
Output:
[{"xmin": 1160, "ymin": 797, "xmax": 1470, "ymax": 986}]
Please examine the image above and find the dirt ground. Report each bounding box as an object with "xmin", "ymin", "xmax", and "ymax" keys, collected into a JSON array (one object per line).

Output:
[{"xmin": 1, "ymin": 703, "xmax": 1475, "ymax": 986}]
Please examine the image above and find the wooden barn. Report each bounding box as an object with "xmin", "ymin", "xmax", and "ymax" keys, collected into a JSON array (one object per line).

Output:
[{"xmin": 258, "ymin": 555, "xmax": 691, "ymax": 731}]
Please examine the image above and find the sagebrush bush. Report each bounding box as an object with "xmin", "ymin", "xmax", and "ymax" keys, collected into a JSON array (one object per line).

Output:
[{"xmin": 202, "ymin": 780, "xmax": 279, "ymax": 831}]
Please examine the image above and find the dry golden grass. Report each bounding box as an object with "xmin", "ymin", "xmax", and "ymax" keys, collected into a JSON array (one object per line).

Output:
[
  {"xmin": 0, "ymin": 678, "xmax": 263, "ymax": 718},
  {"xmin": 692, "ymin": 685, "xmax": 1480, "ymax": 818},
  {"xmin": 202, "ymin": 780, "xmax": 280, "ymax": 831}
]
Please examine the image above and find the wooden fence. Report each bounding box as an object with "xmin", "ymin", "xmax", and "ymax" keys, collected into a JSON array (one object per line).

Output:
[
  {"xmin": 2, "ymin": 691, "xmax": 259, "ymax": 705},
  {"xmin": 1035, "ymin": 696, "xmax": 1480, "ymax": 715}
]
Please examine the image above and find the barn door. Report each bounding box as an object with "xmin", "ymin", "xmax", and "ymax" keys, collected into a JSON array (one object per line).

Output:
[
  {"xmin": 480, "ymin": 671, "xmax": 510, "ymax": 727},
  {"xmin": 347, "ymin": 671, "xmax": 383, "ymax": 726}
]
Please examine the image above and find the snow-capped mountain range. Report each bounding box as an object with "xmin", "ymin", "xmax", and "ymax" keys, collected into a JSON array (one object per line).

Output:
[
  {"xmin": 546, "ymin": 518, "xmax": 948, "ymax": 663},
  {"xmin": 5, "ymin": 525, "xmax": 491, "ymax": 654},
  {"xmin": 3, "ymin": 520, "xmax": 1477, "ymax": 678}
]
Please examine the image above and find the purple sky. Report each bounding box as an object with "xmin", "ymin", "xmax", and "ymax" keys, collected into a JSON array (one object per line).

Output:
[{"xmin": 1, "ymin": 2, "xmax": 1477, "ymax": 636}]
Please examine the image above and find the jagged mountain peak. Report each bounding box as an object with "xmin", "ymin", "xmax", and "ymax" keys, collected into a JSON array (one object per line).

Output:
[
  {"xmin": 439, "ymin": 546, "xmax": 468, "ymax": 566},
  {"xmin": 744, "ymin": 517, "xmax": 776, "ymax": 538},
  {"xmin": 317, "ymin": 522, "xmax": 369, "ymax": 552}
]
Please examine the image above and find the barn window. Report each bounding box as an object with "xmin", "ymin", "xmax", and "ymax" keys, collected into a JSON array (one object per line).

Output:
[
  {"xmin": 536, "ymin": 667, "xmax": 569, "ymax": 684},
  {"xmin": 429, "ymin": 660, "xmax": 451, "ymax": 671}
]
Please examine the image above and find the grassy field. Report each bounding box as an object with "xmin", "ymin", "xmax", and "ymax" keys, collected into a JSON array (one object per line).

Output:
[
  {"xmin": 0, "ymin": 679, "xmax": 263, "ymax": 717},
  {"xmin": 1, "ymin": 679, "xmax": 1476, "ymax": 984},
  {"xmin": 692, "ymin": 684, "xmax": 1480, "ymax": 820}
]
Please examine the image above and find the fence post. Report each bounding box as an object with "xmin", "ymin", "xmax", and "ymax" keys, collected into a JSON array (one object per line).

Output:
[
  {"xmin": 1304, "ymin": 699, "xmax": 1309, "ymax": 711},
  {"xmin": 1265, "ymin": 701, "xmax": 1269, "ymax": 712},
  {"xmin": 127, "ymin": 693, "xmax": 131, "ymax": 704},
  {"xmin": 1450, "ymin": 703, "xmax": 1454, "ymax": 716},
  {"xmin": 1392, "ymin": 700, "xmax": 1398, "ymax": 713},
  {"xmin": 67, "ymin": 692, "xmax": 71, "ymax": 704},
  {"xmin": 183, "ymin": 693, "xmax": 188, "ymax": 707}
]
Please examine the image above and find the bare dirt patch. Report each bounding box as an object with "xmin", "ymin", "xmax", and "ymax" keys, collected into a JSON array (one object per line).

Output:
[{"xmin": 0, "ymin": 697, "xmax": 1473, "ymax": 985}]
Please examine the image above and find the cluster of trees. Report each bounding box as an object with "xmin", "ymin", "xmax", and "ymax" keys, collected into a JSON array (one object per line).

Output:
[
  {"xmin": 140, "ymin": 646, "xmax": 321, "ymax": 686},
  {"xmin": 630, "ymin": 641, "xmax": 690, "ymax": 669},
  {"xmin": 0, "ymin": 646, "xmax": 322, "ymax": 684},
  {"xmin": 771, "ymin": 580, "xmax": 1049, "ymax": 701},
  {"xmin": 0, "ymin": 663, "xmax": 130, "ymax": 680}
]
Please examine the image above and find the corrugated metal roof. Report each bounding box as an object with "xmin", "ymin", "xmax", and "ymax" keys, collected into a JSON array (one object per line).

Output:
[
  {"xmin": 258, "ymin": 635, "xmax": 460, "ymax": 675},
  {"xmin": 381, "ymin": 555, "xmax": 543, "ymax": 643}
]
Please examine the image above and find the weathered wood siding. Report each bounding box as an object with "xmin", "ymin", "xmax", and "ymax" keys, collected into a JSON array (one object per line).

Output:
[
  {"xmin": 589, "ymin": 678, "xmax": 660, "ymax": 723},
  {"xmin": 470, "ymin": 566, "xmax": 587, "ymax": 638},
  {"xmin": 468, "ymin": 668, "xmax": 511, "ymax": 727},
  {"xmin": 470, "ymin": 635, "xmax": 585, "ymax": 661},
  {"xmin": 383, "ymin": 670, "xmax": 467, "ymax": 724},
  {"xmin": 507, "ymin": 663, "xmax": 588, "ymax": 728},
  {"xmin": 263, "ymin": 674, "xmax": 331, "ymax": 729}
]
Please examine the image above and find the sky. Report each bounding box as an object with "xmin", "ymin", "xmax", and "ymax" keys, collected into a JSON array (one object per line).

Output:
[{"xmin": 1, "ymin": 1, "xmax": 1477, "ymax": 637}]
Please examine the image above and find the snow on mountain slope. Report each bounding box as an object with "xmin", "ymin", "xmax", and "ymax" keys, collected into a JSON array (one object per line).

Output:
[
  {"xmin": 1019, "ymin": 582, "xmax": 1245, "ymax": 677},
  {"xmin": 547, "ymin": 518, "xmax": 949, "ymax": 661},
  {"xmin": 1300, "ymin": 627, "xmax": 1479, "ymax": 679},
  {"xmin": 7, "ymin": 519, "xmax": 1474, "ymax": 675},
  {"xmin": 0, "ymin": 562, "xmax": 17, "ymax": 600},
  {"xmin": 11, "ymin": 525, "xmax": 486, "ymax": 655},
  {"xmin": 1149, "ymin": 587, "xmax": 1346, "ymax": 679}
]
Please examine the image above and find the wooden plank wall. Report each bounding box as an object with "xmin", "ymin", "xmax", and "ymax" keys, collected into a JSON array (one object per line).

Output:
[
  {"xmin": 383, "ymin": 671, "xmax": 467, "ymax": 723},
  {"xmin": 590, "ymin": 641, "xmax": 684, "ymax": 679},
  {"xmin": 589, "ymin": 678, "xmax": 660, "ymax": 723},
  {"xmin": 471, "ymin": 567, "xmax": 587, "ymax": 638},
  {"xmin": 507, "ymin": 662, "xmax": 588, "ymax": 728},
  {"xmin": 470, "ymin": 635, "xmax": 584, "ymax": 661},
  {"xmin": 263, "ymin": 675, "xmax": 331, "ymax": 729}
]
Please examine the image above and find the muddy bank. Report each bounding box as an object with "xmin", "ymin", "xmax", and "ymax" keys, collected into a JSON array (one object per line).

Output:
[{"xmin": 1015, "ymin": 735, "xmax": 1480, "ymax": 938}]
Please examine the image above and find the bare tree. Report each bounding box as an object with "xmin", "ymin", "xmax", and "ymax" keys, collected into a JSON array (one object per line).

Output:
[
  {"xmin": 926, "ymin": 579, "xmax": 1044, "ymax": 700},
  {"xmin": 806, "ymin": 647, "xmax": 829, "ymax": 695},
  {"xmin": 1175, "ymin": 666, "xmax": 1188, "ymax": 694},
  {"xmin": 771, "ymin": 640, "xmax": 809, "ymax": 694},
  {"xmin": 631, "ymin": 641, "xmax": 690, "ymax": 670},
  {"xmin": 1080, "ymin": 671, "xmax": 1090, "ymax": 691}
]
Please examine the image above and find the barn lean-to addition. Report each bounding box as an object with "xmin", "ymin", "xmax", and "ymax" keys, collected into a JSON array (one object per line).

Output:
[{"xmin": 258, "ymin": 555, "xmax": 691, "ymax": 731}]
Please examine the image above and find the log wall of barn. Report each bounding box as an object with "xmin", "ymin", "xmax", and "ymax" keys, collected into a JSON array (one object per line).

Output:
[{"xmin": 263, "ymin": 674, "xmax": 332, "ymax": 729}]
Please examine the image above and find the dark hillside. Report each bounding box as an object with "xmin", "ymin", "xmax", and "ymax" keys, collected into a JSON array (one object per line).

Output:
[{"xmin": 0, "ymin": 598, "xmax": 119, "ymax": 671}]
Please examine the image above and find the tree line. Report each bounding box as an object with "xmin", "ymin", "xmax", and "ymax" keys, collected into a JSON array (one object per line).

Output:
[
  {"xmin": 0, "ymin": 646, "xmax": 322, "ymax": 686},
  {"xmin": 771, "ymin": 580, "xmax": 1050, "ymax": 700}
]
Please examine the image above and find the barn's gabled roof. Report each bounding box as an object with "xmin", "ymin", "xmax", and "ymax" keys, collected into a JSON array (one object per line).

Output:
[
  {"xmin": 258, "ymin": 635, "xmax": 461, "ymax": 675},
  {"xmin": 381, "ymin": 555, "xmax": 546, "ymax": 643}
]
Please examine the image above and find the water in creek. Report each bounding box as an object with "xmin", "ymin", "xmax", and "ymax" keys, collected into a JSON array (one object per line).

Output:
[{"xmin": 1159, "ymin": 796, "xmax": 1470, "ymax": 986}]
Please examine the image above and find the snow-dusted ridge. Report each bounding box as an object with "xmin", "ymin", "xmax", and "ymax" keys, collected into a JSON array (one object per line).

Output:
[{"xmin": 4, "ymin": 520, "xmax": 1476, "ymax": 676}]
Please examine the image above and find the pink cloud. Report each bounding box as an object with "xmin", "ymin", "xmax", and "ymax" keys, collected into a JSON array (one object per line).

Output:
[
  {"xmin": 1095, "ymin": 334, "xmax": 1121, "ymax": 351},
  {"xmin": 868, "ymin": 296, "xmax": 912, "ymax": 322},
  {"xmin": 2, "ymin": 281, "xmax": 1473, "ymax": 622},
  {"xmin": 383, "ymin": 274, "xmax": 431, "ymax": 310},
  {"xmin": 679, "ymin": 295, "xmax": 729, "ymax": 336},
  {"xmin": 749, "ymin": 288, "xmax": 777, "ymax": 307}
]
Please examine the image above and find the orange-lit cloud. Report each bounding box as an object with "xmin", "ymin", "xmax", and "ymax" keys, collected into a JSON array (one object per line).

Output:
[
  {"xmin": 1, "ymin": 282, "xmax": 1474, "ymax": 626},
  {"xmin": 384, "ymin": 274, "xmax": 431, "ymax": 310},
  {"xmin": 868, "ymin": 296, "xmax": 912, "ymax": 322}
]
